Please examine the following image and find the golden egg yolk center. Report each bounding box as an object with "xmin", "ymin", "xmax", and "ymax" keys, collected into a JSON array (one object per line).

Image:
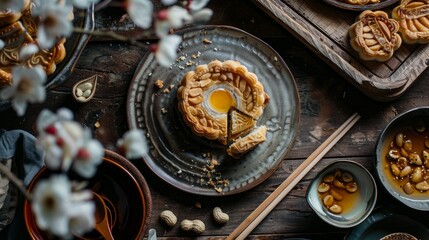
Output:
[{"xmin": 209, "ymin": 89, "xmax": 235, "ymax": 113}]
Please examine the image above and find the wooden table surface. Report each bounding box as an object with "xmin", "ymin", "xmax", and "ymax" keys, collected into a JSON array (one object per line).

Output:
[{"xmin": 1, "ymin": 0, "xmax": 429, "ymax": 239}]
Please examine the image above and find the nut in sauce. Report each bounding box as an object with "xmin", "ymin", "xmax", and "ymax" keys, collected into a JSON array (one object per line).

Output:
[
  {"xmin": 317, "ymin": 169, "xmax": 359, "ymax": 214},
  {"xmin": 383, "ymin": 121, "xmax": 429, "ymax": 196}
]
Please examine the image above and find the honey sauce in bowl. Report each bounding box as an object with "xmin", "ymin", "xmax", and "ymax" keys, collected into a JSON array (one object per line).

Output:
[
  {"xmin": 306, "ymin": 161, "xmax": 377, "ymax": 228},
  {"xmin": 381, "ymin": 123, "xmax": 429, "ymax": 198},
  {"xmin": 375, "ymin": 107, "xmax": 429, "ymax": 210}
]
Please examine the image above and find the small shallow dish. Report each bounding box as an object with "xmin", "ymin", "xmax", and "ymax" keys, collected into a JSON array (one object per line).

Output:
[
  {"xmin": 375, "ymin": 107, "xmax": 429, "ymax": 211},
  {"xmin": 24, "ymin": 150, "xmax": 152, "ymax": 240},
  {"xmin": 72, "ymin": 75, "xmax": 98, "ymax": 103},
  {"xmin": 345, "ymin": 210, "xmax": 429, "ymax": 239},
  {"xmin": 322, "ymin": 0, "xmax": 399, "ymax": 11},
  {"xmin": 306, "ymin": 160, "xmax": 377, "ymax": 228}
]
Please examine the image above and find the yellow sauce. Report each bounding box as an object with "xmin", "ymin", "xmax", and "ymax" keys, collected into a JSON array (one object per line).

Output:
[
  {"xmin": 381, "ymin": 126, "xmax": 429, "ymax": 198},
  {"xmin": 209, "ymin": 89, "xmax": 235, "ymax": 113},
  {"xmin": 319, "ymin": 187, "xmax": 360, "ymax": 214}
]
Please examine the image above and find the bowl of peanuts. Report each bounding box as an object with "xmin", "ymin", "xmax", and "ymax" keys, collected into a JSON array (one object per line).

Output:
[
  {"xmin": 306, "ymin": 160, "xmax": 377, "ymax": 228},
  {"xmin": 375, "ymin": 107, "xmax": 429, "ymax": 211}
]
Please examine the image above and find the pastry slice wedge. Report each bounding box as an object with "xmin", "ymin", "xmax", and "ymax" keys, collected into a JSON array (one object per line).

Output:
[
  {"xmin": 229, "ymin": 107, "xmax": 256, "ymax": 141},
  {"xmin": 227, "ymin": 125, "xmax": 267, "ymax": 159}
]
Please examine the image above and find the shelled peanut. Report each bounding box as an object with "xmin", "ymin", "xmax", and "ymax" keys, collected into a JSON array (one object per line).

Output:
[
  {"xmin": 75, "ymin": 82, "xmax": 93, "ymax": 101},
  {"xmin": 317, "ymin": 169, "xmax": 358, "ymax": 214},
  {"xmin": 385, "ymin": 121, "xmax": 429, "ymax": 195}
]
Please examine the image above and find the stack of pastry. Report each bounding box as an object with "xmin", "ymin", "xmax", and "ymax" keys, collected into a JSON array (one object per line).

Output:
[
  {"xmin": 0, "ymin": 0, "xmax": 66, "ymax": 87},
  {"xmin": 177, "ymin": 60, "xmax": 270, "ymax": 158}
]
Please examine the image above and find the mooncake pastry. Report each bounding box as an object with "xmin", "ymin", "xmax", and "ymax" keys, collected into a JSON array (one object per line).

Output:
[
  {"xmin": 227, "ymin": 126, "xmax": 267, "ymax": 159},
  {"xmin": 392, "ymin": 0, "xmax": 429, "ymax": 44},
  {"xmin": 349, "ymin": 10, "xmax": 402, "ymax": 62},
  {"xmin": 229, "ymin": 108, "xmax": 256, "ymax": 140},
  {"xmin": 177, "ymin": 60, "xmax": 269, "ymax": 145}
]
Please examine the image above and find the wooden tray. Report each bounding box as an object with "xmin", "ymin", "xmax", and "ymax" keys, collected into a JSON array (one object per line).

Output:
[{"xmin": 252, "ymin": 0, "xmax": 429, "ymax": 101}]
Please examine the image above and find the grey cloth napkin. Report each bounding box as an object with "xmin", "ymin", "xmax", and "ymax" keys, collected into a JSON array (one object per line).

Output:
[{"xmin": 0, "ymin": 129, "xmax": 45, "ymax": 240}]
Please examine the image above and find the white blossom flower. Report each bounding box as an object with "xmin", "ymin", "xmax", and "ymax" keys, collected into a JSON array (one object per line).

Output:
[
  {"xmin": 68, "ymin": 190, "xmax": 95, "ymax": 237},
  {"xmin": 36, "ymin": 108, "xmax": 103, "ymax": 176},
  {"xmin": 0, "ymin": 65, "xmax": 46, "ymax": 116},
  {"xmin": 117, "ymin": 129, "xmax": 148, "ymax": 159},
  {"xmin": 67, "ymin": 0, "xmax": 100, "ymax": 9},
  {"xmin": 161, "ymin": 0, "xmax": 176, "ymax": 5},
  {"xmin": 32, "ymin": 175, "xmax": 95, "ymax": 238},
  {"xmin": 0, "ymin": 0, "xmax": 27, "ymax": 13},
  {"xmin": 151, "ymin": 34, "xmax": 181, "ymax": 67},
  {"xmin": 37, "ymin": 133, "xmax": 64, "ymax": 169},
  {"xmin": 155, "ymin": 6, "xmax": 192, "ymax": 37},
  {"xmin": 191, "ymin": 8, "xmax": 213, "ymax": 23},
  {"xmin": 32, "ymin": 174, "xmax": 72, "ymax": 237},
  {"xmin": 126, "ymin": 0, "xmax": 153, "ymax": 29},
  {"xmin": 19, "ymin": 43, "xmax": 39, "ymax": 60},
  {"xmin": 72, "ymin": 130, "xmax": 104, "ymax": 178},
  {"xmin": 36, "ymin": 108, "xmax": 73, "ymax": 136},
  {"xmin": 36, "ymin": 108, "xmax": 88, "ymax": 172},
  {"xmin": 35, "ymin": 4, "xmax": 73, "ymax": 49},
  {"xmin": 187, "ymin": 0, "xmax": 210, "ymax": 12}
]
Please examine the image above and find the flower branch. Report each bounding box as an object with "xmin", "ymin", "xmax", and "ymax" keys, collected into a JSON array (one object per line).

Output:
[{"xmin": 0, "ymin": 161, "xmax": 32, "ymax": 201}]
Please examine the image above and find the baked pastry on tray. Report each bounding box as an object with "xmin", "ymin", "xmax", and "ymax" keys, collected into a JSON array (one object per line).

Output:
[
  {"xmin": 177, "ymin": 60, "xmax": 269, "ymax": 158},
  {"xmin": 349, "ymin": 10, "xmax": 402, "ymax": 62},
  {"xmin": 392, "ymin": 0, "xmax": 429, "ymax": 44}
]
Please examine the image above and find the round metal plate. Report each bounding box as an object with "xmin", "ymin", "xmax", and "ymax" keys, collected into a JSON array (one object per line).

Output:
[{"xmin": 127, "ymin": 25, "xmax": 300, "ymax": 196}]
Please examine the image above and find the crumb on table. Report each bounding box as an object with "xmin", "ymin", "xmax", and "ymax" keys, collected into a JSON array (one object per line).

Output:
[
  {"xmin": 203, "ymin": 38, "xmax": 212, "ymax": 44},
  {"xmin": 155, "ymin": 79, "xmax": 164, "ymax": 89}
]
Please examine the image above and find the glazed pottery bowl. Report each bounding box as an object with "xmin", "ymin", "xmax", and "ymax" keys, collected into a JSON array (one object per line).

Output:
[
  {"xmin": 306, "ymin": 160, "xmax": 377, "ymax": 228},
  {"xmin": 345, "ymin": 210, "xmax": 429, "ymax": 239},
  {"xmin": 24, "ymin": 150, "xmax": 152, "ymax": 240},
  {"xmin": 375, "ymin": 107, "xmax": 429, "ymax": 211}
]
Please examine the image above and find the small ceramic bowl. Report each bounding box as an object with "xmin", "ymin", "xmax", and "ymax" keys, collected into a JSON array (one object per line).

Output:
[
  {"xmin": 345, "ymin": 210, "xmax": 429, "ymax": 239},
  {"xmin": 72, "ymin": 75, "xmax": 98, "ymax": 103},
  {"xmin": 375, "ymin": 107, "xmax": 429, "ymax": 211},
  {"xmin": 24, "ymin": 150, "xmax": 152, "ymax": 240},
  {"xmin": 306, "ymin": 160, "xmax": 377, "ymax": 228}
]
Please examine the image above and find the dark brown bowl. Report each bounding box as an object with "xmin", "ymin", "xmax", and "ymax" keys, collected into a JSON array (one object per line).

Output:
[
  {"xmin": 24, "ymin": 150, "xmax": 152, "ymax": 240},
  {"xmin": 322, "ymin": 0, "xmax": 399, "ymax": 11}
]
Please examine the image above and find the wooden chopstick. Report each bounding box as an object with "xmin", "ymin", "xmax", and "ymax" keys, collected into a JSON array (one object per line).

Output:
[{"xmin": 227, "ymin": 112, "xmax": 361, "ymax": 240}]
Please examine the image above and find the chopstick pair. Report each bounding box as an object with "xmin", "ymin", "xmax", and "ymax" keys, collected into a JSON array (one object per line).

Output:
[{"xmin": 227, "ymin": 112, "xmax": 361, "ymax": 240}]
